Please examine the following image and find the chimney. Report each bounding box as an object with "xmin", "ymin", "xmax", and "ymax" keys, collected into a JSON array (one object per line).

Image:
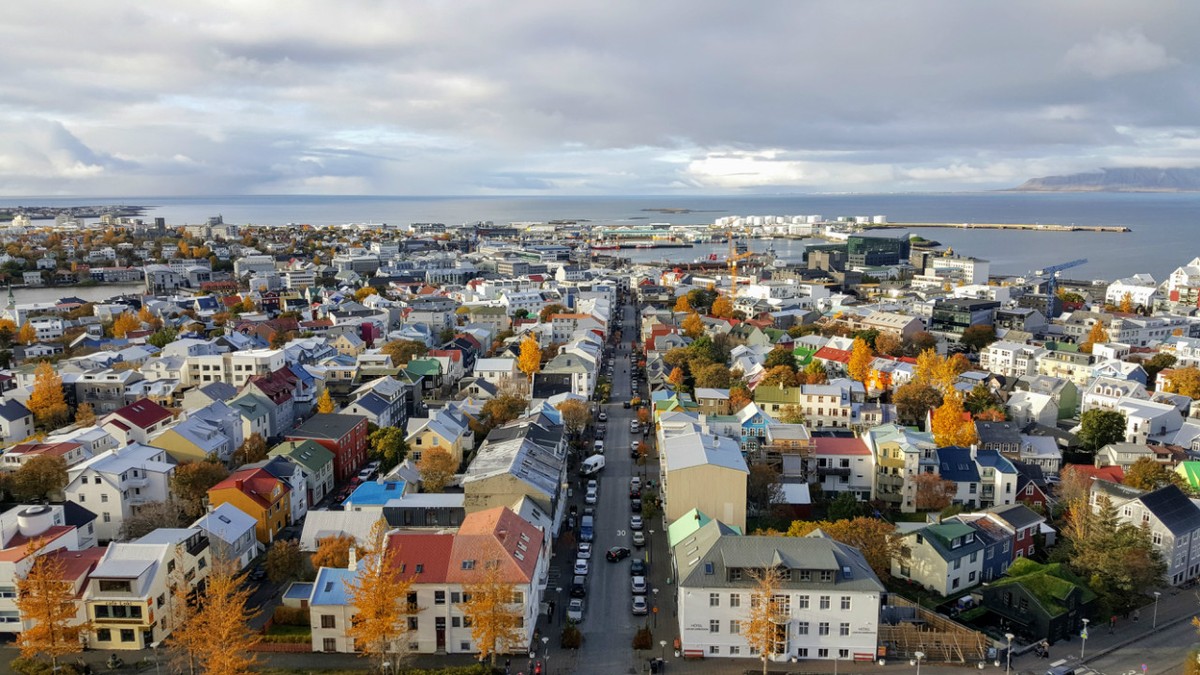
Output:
[
  {"xmin": 348, "ymin": 546, "xmax": 358, "ymax": 571},
  {"xmin": 969, "ymin": 444, "xmax": 978, "ymax": 460},
  {"xmin": 235, "ymin": 479, "xmax": 244, "ymax": 490}
]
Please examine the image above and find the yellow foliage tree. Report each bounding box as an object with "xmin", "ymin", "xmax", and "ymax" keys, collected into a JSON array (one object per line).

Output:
[
  {"xmin": 1080, "ymin": 320, "xmax": 1109, "ymax": 354},
  {"xmin": 191, "ymin": 561, "xmax": 260, "ymax": 675},
  {"xmin": 111, "ymin": 311, "xmax": 141, "ymax": 338},
  {"xmin": 355, "ymin": 286, "xmax": 380, "ymax": 302},
  {"xmin": 673, "ymin": 295, "xmax": 692, "ymax": 313},
  {"xmin": 417, "ymin": 448, "xmax": 457, "ymax": 493},
  {"xmin": 930, "ymin": 391, "xmax": 979, "ymax": 447},
  {"xmin": 667, "ymin": 366, "xmax": 686, "ymax": 388},
  {"xmin": 137, "ymin": 306, "xmax": 159, "ymax": 329},
  {"xmin": 16, "ymin": 546, "xmax": 87, "ymax": 669},
  {"xmin": 711, "ymin": 295, "xmax": 734, "ymax": 319},
  {"xmin": 74, "ymin": 402, "xmax": 96, "ymax": 427},
  {"xmin": 316, "ymin": 389, "xmax": 335, "ymax": 414},
  {"xmin": 1164, "ymin": 367, "xmax": 1200, "ymax": 400},
  {"xmin": 681, "ymin": 312, "xmax": 704, "ymax": 339},
  {"xmin": 517, "ymin": 335, "xmax": 542, "ymax": 380},
  {"xmin": 18, "ymin": 322, "xmax": 37, "ymax": 345},
  {"xmin": 460, "ymin": 562, "xmax": 525, "ymax": 667},
  {"xmin": 1119, "ymin": 292, "xmax": 1134, "ymax": 314},
  {"xmin": 847, "ymin": 337, "xmax": 874, "ymax": 383},
  {"xmin": 0, "ymin": 317, "xmax": 16, "ymax": 335},
  {"xmin": 312, "ymin": 535, "xmax": 360, "ymax": 570},
  {"xmin": 743, "ymin": 566, "xmax": 787, "ymax": 675},
  {"xmin": 346, "ymin": 520, "xmax": 417, "ymax": 673},
  {"xmin": 27, "ymin": 361, "xmax": 69, "ymax": 429},
  {"xmin": 783, "ymin": 518, "xmax": 900, "ymax": 581}
]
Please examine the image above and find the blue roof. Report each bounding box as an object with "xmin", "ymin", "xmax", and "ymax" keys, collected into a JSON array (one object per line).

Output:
[
  {"xmin": 974, "ymin": 448, "xmax": 1017, "ymax": 473},
  {"xmin": 310, "ymin": 566, "xmax": 357, "ymax": 606},
  {"xmin": 352, "ymin": 392, "xmax": 389, "ymax": 415},
  {"xmin": 284, "ymin": 582, "xmax": 314, "ymax": 600},
  {"xmin": 195, "ymin": 296, "xmax": 219, "ymax": 311},
  {"xmin": 346, "ymin": 480, "xmax": 407, "ymax": 506},
  {"xmin": 289, "ymin": 363, "xmax": 314, "ymax": 384},
  {"xmin": 936, "ymin": 446, "xmax": 981, "ymax": 482}
]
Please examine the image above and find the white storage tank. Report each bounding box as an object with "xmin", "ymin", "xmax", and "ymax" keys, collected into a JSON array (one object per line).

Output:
[{"xmin": 17, "ymin": 505, "xmax": 55, "ymax": 537}]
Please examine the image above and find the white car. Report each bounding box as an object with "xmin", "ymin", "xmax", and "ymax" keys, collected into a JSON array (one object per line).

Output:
[
  {"xmin": 632, "ymin": 595, "xmax": 648, "ymax": 615},
  {"xmin": 630, "ymin": 514, "xmax": 643, "ymax": 530},
  {"xmin": 577, "ymin": 542, "xmax": 592, "ymax": 560},
  {"xmin": 587, "ymin": 479, "xmax": 598, "ymax": 491},
  {"xmin": 593, "ymin": 440, "xmax": 605, "ymax": 455},
  {"xmin": 631, "ymin": 575, "xmax": 647, "ymax": 594},
  {"xmin": 630, "ymin": 421, "xmax": 640, "ymax": 433},
  {"xmin": 631, "ymin": 440, "xmax": 640, "ymax": 454},
  {"xmin": 630, "ymin": 477, "xmax": 641, "ymax": 491},
  {"xmin": 574, "ymin": 559, "xmax": 589, "ymax": 576},
  {"xmin": 567, "ymin": 598, "xmax": 585, "ymax": 622},
  {"xmin": 632, "ymin": 531, "xmax": 646, "ymax": 548},
  {"xmin": 598, "ymin": 411, "xmax": 608, "ymax": 422},
  {"xmin": 585, "ymin": 489, "xmax": 598, "ymax": 505}
]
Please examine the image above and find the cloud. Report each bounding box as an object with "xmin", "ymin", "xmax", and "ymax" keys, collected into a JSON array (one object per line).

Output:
[{"xmin": 1063, "ymin": 29, "xmax": 1178, "ymax": 79}]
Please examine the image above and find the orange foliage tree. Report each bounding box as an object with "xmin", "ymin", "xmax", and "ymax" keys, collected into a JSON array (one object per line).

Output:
[
  {"xmin": 16, "ymin": 547, "xmax": 87, "ymax": 669},
  {"xmin": 930, "ymin": 391, "xmax": 979, "ymax": 447},
  {"xmin": 460, "ymin": 562, "xmax": 525, "ymax": 667},
  {"xmin": 345, "ymin": 520, "xmax": 417, "ymax": 672},
  {"xmin": 681, "ymin": 312, "xmax": 704, "ymax": 339},
  {"xmin": 847, "ymin": 337, "xmax": 874, "ymax": 383},
  {"xmin": 27, "ymin": 361, "xmax": 69, "ymax": 429},
  {"xmin": 517, "ymin": 335, "xmax": 542, "ymax": 380},
  {"xmin": 111, "ymin": 311, "xmax": 141, "ymax": 338}
]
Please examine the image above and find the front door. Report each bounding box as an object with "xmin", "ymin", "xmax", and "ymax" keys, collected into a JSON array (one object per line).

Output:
[{"xmin": 435, "ymin": 617, "xmax": 446, "ymax": 652}]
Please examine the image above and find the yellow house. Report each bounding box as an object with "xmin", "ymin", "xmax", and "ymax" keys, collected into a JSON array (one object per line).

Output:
[
  {"xmin": 660, "ymin": 432, "xmax": 748, "ymax": 531},
  {"xmin": 208, "ymin": 467, "xmax": 291, "ymax": 544},
  {"xmin": 148, "ymin": 413, "xmax": 238, "ymax": 464},
  {"xmin": 405, "ymin": 410, "xmax": 473, "ymax": 467}
]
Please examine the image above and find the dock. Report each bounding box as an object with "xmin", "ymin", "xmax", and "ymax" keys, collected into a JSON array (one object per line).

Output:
[{"xmin": 863, "ymin": 222, "xmax": 1130, "ymax": 233}]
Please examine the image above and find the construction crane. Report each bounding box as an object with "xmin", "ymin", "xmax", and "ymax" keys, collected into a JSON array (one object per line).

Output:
[
  {"xmin": 727, "ymin": 232, "xmax": 755, "ymax": 300},
  {"xmin": 1027, "ymin": 258, "xmax": 1087, "ymax": 317}
]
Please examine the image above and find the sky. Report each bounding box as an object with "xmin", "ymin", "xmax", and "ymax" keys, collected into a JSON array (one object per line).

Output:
[{"xmin": 2, "ymin": 1, "xmax": 1198, "ymax": 196}]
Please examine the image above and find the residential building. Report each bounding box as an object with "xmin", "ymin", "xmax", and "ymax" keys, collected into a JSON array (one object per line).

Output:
[
  {"xmin": 980, "ymin": 559, "xmax": 1095, "ymax": 645},
  {"xmin": 462, "ymin": 413, "xmax": 567, "ymax": 530},
  {"xmin": 0, "ymin": 400, "xmax": 34, "ymax": 446},
  {"xmin": 810, "ymin": 437, "xmax": 873, "ymax": 500},
  {"xmin": 661, "ymin": 432, "xmax": 749, "ymax": 531},
  {"xmin": 208, "ymin": 466, "xmax": 292, "ymax": 545},
  {"xmin": 269, "ymin": 440, "xmax": 336, "ymax": 507},
  {"xmin": 101, "ymin": 399, "xmax": 175, "ymax": 446},
  {"xmin": 64, "ymin": 443, "xmax": 175, "ymax": 542},
  {"xmin": 406, "ymin": 408, "xmax": 473, "ymax": 466},
  {"xmin": 864, "ymin": 425, "xmax": 938, "ymax": 513},
  {"xmin": 192, "ymin": 502, "xmax": 259, "ymax": 570},
  {"xmin": 286, "ymin": 414, "xmax": 370, "ymax": 484},
  {"xmin": 1090, "ymin": 481, "xmax": 1200, "ymax": 586},
  {"xmin": 893, "ymin": 521, "xmax": 984, "ymax": 595}
]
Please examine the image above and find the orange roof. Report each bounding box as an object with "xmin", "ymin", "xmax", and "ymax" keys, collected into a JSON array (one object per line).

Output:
[
  {"xmin": 386, "ymin": 533, "xmax": 455, "ymax": 583},
  {"xmin": 0, "ymin": 526, "xmax": 75, "ymax": 563},
  {"xmin": 813, "ymin": 437, "xmax": 870, "ymax": 456},
  {"xmin": 7, "ymin": 441, "xmax": 82, "ymax": 458},
  {"xmin": 448, "ymin": 507, "xmax": 542, "ymax": 584},
  {"xmin": 1064, "ymin": 464, "xmax": 1125, "ymax": 483},
  {"xmin": 209, "ymin": 467, "xmax": 289, "ymax": 509}
]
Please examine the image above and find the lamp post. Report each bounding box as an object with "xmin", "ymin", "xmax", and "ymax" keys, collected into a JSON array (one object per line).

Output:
[
  {"xmin": 660, "ymin": 639, "xmax": 667, "ymax": 662},
  {"xmin": 834, "ymin": 652, "xmax": 840, "ymax": 675},
  {"xmin": 1153, "ymin": 591, "xmax": 1162, "ymax": 629},
  {"xmin": 1080, "ymin": 618, "xmax": 1090, "ymax": 659},
  {"xmin": 542, "ymin": 635, "xmax": 549, "ymax": 675},
  {"xmin": 1005, "ymin": 633, "xmax": 1014, "ymax": 675},
  {"xmin": 653, "ymin": 588, "xmax": 660, "ymax": 628},
  {"xmin": 914, "ymin": 650, "xmax": 925, "ymax": 675},
  {"xmin": 151, "ymin": 641, "xmax": 161, "ymax": 675}
]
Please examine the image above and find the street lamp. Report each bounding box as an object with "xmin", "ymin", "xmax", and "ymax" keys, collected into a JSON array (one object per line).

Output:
[
  {"xmin": 542, "ymin": 635, "xmax": 549, "ymax": 674},
  {"xmin": 660, "ymin": 639, "xmax": 667, "ymax": 662},
  {"xmin": 1005, "ymin": 633, "xmax": 1014, "ymax": 675},
  {"xmin": 150, "ymin": 641, "xmax": 161, "ymax": 675},
  {"xmin": 1080, "ymin": 618, "xmax": 1090, "ymax": 659},
  {"xmin": 1153, "ymin": 591, "xmax": 1162, "ymax": 629},
  {"xmin": 914, "ymin": 650, "xmax": 925, "ymax": 675},
  {"xmin": 653, "ymin": 588, "xmax": 660, "ymax": 627}
]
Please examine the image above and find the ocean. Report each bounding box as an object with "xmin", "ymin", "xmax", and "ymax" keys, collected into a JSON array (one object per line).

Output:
[{"xmin": 2, "ymin": 192, "xmax": 1198, "ymax": 280}]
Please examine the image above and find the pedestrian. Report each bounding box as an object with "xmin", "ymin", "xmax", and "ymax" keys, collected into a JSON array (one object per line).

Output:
[
  {"xmin": 1134, "ymin": 609, "xmax": 1140, "ymax": 623},
  {"xmin": 1110, "ymin": 615, "xmax": 1116, "ymax": 633}
]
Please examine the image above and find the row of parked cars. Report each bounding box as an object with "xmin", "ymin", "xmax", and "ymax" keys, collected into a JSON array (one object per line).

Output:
[{"xmin": 568, "ymin": 544, "xmax": 651, "ymax": 620}]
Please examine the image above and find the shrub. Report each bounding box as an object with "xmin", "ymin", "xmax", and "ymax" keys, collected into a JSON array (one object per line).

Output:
[
  {"xmin": 560, "ymin": 622, "xmax": 583, "ymax": 649},
  {"xmin": 632, "ymin": 626, "xmax": 653, "ymax": 650},
  {"xmin": 12, "ymin": 659, "xmax": 78, "ymax": 675},
  {"xmin": 272, "ymin": 605, "xmax": 310, "ymax": 626}
]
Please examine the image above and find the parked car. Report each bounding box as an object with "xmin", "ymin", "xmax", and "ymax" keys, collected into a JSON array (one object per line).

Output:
[
  {"xmin": 623, "ymin": 401, "xmax": 631, "ymax": 409},
  {"xmin": 606, "ymin": 546, "xmax": 631, "ymax": 562},
  {"xmin": 574, "ymin": 559, "xmax": 589, "ymax": 575},
  {"xmin": 631, "ymin": 558, "xmax": 646, "ymax": 576},
  {"xmin": 585, "ymin": 489, "xmax": 598, "ymax": 505},
  {"xmin": 631, "ymin": 498, "xmax": 642, "ymax": 513},
  {"xmin": 567, "ymin": 598, "xmax": 585, "ymax": 622},
  {"xmin": 587, "ymin": 479, "xmax": 598, "ymax": 491},
  {"xmin": 632, "ymin": 531, "xmax": 646, "ymax": 548},
  {"xmin": 632, "ymin": 595, "xmax": 648, "ymax": 615},
  {"xmin": 630, "ymin": 514, "xmax": 643, "ymax": 530},
  {"xmin": 593, "ymin": 440, "xmax": 605, "ymax": 455},
  {"xmin": 598, "ymin": 411, "xmax": 608, "ymax": 422},
  {"xmin": 631, "ymin": 440, "xmax": 640, "ymax": 454},
  {"xmin": 570, "ymin": 575, "xmax": 587, "ymax": 598},
  {"xmin": 631, "ymin": 576, "xmax": 647, "ymax": 595},
  {"xmin": 577, "ymin": 542, "xmax": 592, "ymax": 560},
  {"xmin": 630, "ymin": 477, "xmax": 641, "ymax": 491}
]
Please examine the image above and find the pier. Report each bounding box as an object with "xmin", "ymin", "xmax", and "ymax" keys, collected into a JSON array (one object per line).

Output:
[{"xmin": 863, "ymin": 222, "xmax": 1130, "ymax": 233}]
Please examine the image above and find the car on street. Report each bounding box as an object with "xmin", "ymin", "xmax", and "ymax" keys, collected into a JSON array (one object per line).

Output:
[
  {"xmin": 570, "ymin": 575, "xmax": 587, "ymax": 597},
  {"xmin": 631, "ymin": 558, "xmax": 646, "ymax": 576},
  {"xmin": 605, "ymin": 546, "xmax": 631, "ymax": 562},
  {"xmin": 630, "ymin": 477, "xmax": 641, "ymax": 491},
  {"xmin": 630, "ymin": 514, "xmax": 643, "ymax": 530},
  {"xmin": 623, "ymin": 401, "xmax": 631, "ymax": 409},
  {"xmin": 357, "ymin": 467, "xmax": 375, "ymax": 481},
  {"xmin": 585, "ymin": 489, "xmax": 597, "ymax": 505},
  {"xmin": 632, "ymin": 531, "xmax": 645, "ymax": 548},
  {"xmin": 631, "ymin": 595, "xmax": 648, "ymax": 615},
  {"xmin": 630, "ymin": 421, "xmax": 640, "ymax": 433},
  {"xmin": 587, "ymin": 479, "xmax": 598, "ymax": 491},
  {"xmin": 631, "ymin": 498, "xmax": 642, "ymax": 513},
  {"xmin": 249, "ymin": 567, "xmax": 267, "ymax": 582},
  {"xmin": 567, "ymin": 515, "xmax": 577, "ymax": 530},
  {"xmin": 631, "ymin": 440, "xmax": 640, "ymax": 454},
  {"xmin": 598, "ymin": 411, "xmax": 608, "ymax": 422},
  {"xmin": 567, "ymin": 598, "xmax": 585, "ymax": 622},
  {"xmin": 593, "ymin": 440, "xmax": 605, "ymax": 455},
  {"xmin": 574, "ymin": 559, "xmax": 589, "ymax": 576},
  {"xmin": 577, "ymin": 542, "xmax": 592, "ymax": 560},
  {"xmin": 631, "ymin": 576, "xmax": 647, "ymax": 594}
]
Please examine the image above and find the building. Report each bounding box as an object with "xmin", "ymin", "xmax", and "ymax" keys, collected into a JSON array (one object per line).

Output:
[
  {"xmin": 269, "ymin": 440, "xmax": 336, "ymax": 508},
  {"xmin": 810, "ymin": 437, "xmax": 873, "ymax": 500},
  {"xmin": 661, "ymin": 432, "xmax": 749, "ymax": 531},
  {"xmin": 929, "ymin": 298, "xmax": 999, "ymax": 339},
  {"xmin": 101, "ymin": 399, "xmax": 175, "ymax": 445},
  {"xmin": 674, "ymin": 524, "xmax": 883, "ymax": 662},
  {"xmin": 979, "ymin": 559, "xmax": 1095, "ymax": 645},
  {"xmin": 0, "ymin": 400, "xmax": 35, "ymax": 446},
  {"xmin": 64, "ymin": 443, "xmax": 175, "ymax": 542},
  {"xmin": 846, "ymin": 233, "xmax": 911, "ymax": 267},
  {"xmin": 1090, "ymin": 481, "xmax": 1200, "ymax": 586},
  {"xmin": 192, "ymin": 502, "xmax": 259, "ymax": 570},
  {"xmin": 208, "ymin": 466, "xmax": 292, "ymax": 545},
  {"xmin": 893, "ymin": 521, "xmax": 984, "ymax": 595},
  {"xmin": 286, "ymin": 414, "xmax": 370, "ymax": 484}
]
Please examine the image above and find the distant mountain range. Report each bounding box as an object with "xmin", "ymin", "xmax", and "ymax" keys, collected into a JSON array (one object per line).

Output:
[{"xmin": 1009, "ymin": 167, "xmax": 1200, "ymax": 192}]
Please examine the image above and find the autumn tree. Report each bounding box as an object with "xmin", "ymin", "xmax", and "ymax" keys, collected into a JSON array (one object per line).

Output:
[
  {"xmin": 743, "ymin": 565, "xmax": 787, "ymax": 675},
  {"xmin": 17, "ymin": 322, "xmax": 36, "ymax": 345},
  {"xmin": 1119, "ymin": 292, "xmax": 1135, "ymax": 314},
  {"xmin": 783, "ymin": 518, "xmax": 899, "ymax": 581},
  {"xmin": 10, "ymin": 456, "xmax": 68, "ymax": 502},
  {"xmin": 930, "ymin": 392, "xmax": 978, "ymax": 447},
  {"xmin": 1080, "ymin": 320, "xmax": 1110, "ymax": 353},
  {"xmin": 1077, "ymin": 409, "xmax": 1127, "ymax": 452},
  {"xmin": 761, "ymin": 365, "xmax": 799, "ymax": 388},
  {"xmin": 369, "ymin": 426, "xmax": 408, "ymax": 471},
  {"xmin": 802, "ymin": 359, "xmax": 827, "ymax": 385},
  {"xmin": 747, "ymin": 464, "xmax": 783, "ymax": 516},
  {"xmin": 27, "ymin": 361, "xmax": 69, "ymax": 429},
  {"xmin": 165, "ymin": 550, "xmax": 204, "ymax": 675},
  {"xmin": 763, "ymin": 346, "xmax": 797, "ymax": 370},
  {"xmin": 120, "ymin": 500, "xmax": 188, "ymax": 540},
  {"xmin": 960, "ymin": 325, "xmax": 997, "ymax": 352},
  {"xmin": 381, "ymin": 339, "xmax": 428, "ymax": 366},
  {"xmin": 874, "ymin": 331, "xmax": 903, "ymax": 357},
  {"xmin": 312, "ymin": 534, "xmax": 362, "ymax": 570},
  {"xmin": 16, "ymin": 548, "xmax": 86, "ymax": 669},
  {"xmin": 778, "ymin": 405, "xmax": 806, "ymax": 424},
  {"xmin": 345, "ymin": 520, "xmax": 416, "ymax": 673},
  {"xmin": 681, "ymin": 312, "xmax": 704, "ymax": 339},
  {"xmin": 912, "ymin": 473, "xmax": 958, "ymax": 511},
  {"xmin": 729, "ymin": 386, "xmax": 753, "ymax": 412},
  {"xmin": 191, "ymin": 561, "xmax": 260, "ymax": 675},
  {"xmin": 711, "ymin": 295, "xmax": 734, "ymax": 319},
  {"xmin": 1060, "ymin": 495, "xmax": 1166, "ymax": 613},
  {"xmin": 460, "ymin": 562, "xmax": 525, "ymax": 667},
  {"xmin": 1163, "ymin": 366, "xmax": 1200, "ymax": 400},
  {"xmin": 316, "ymin": 389, "xmax": 336, "ymax": 414},
  {"xmin": 963, "ymin": 383, "xmax": 1001, "ymax": 415},
  {"xmin": 265, "ymin": 539, "xmax": 303, "ymax": 584},
  {"xmin": 232, "ymin": 432, "xmax": 268, "ymax": 466},
  {"xmin": 847, "ymin": 337, "xmax": 874, "ymax": 383},
  {"xmin": 173, "ymin": 461, "xmax": 230, "ymax": 518},
  {"xmin": 548, "ymin": 400, "xmax": 584, "ymax": 440},
  {"xmin": 538, "ymin": 303, "xmax": 567, "ymax": 323},
  {"xmin": 417, "ymin": 448, "xmax": 457, "ymax": 493},
  {"xmin": 354, "ymin": 286, "xmax": 380, "ymax": 302},
  {"xmin": 694, "ymin": 363, "xmax": 733, "ymax": 389},
  {"xmin": 673, "ymin": 295, "xmax": 692, "ymax": 313},
  {"xmin": 111, "ymin": 311, "xmax": 141, "ymax": 338},
  {"xmin": 894, "ymin": 382, "xmax": 942, "ymax": 426},
  {"xmin": 1123, "ymin": 457, "xmax": 1185, "ymax": 491},
  {"xmin": 74, "ymin": 402, "xmax": 96, "ymax": 427},
  {"xmin": 517, "ymin": 335, "xmax": 542, "ymax": 380}
]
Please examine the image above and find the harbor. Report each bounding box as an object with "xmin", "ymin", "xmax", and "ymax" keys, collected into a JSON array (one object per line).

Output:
[{"xmin": 864, "ymin": 222, "xmax": 1130, "ymax": 233}]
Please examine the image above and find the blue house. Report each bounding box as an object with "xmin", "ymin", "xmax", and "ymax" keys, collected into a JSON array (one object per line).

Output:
[{"xmin": 937, "ymin": 446, "xmax": 982, "ymax": 508}]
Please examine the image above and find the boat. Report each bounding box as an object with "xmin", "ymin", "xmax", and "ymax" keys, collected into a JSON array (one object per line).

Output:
[{"xmin": 590, "ymin": 243, "xmax": 620, "ymax": 251}]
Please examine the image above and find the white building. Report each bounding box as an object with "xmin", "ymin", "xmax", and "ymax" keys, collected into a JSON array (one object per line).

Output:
[{"xmin": 64, "ymin": 443, "xmax": 175, "ymax": 542}]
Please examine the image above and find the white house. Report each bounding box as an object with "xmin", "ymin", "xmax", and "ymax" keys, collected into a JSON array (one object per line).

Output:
[{"xmin": 64, "ymin": 443, "xmax": 175, "ymax": 542}]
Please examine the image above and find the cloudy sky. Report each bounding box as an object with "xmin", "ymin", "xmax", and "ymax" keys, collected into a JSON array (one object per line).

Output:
[{"xmin": 2, "ymin": 1, "xmax": 1197, "ymax": 196}]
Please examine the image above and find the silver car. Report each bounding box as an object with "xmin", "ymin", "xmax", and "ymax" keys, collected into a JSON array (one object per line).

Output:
[{"xmin": 567, "ymin": 598, "xmax": 585, "ymax": 622}]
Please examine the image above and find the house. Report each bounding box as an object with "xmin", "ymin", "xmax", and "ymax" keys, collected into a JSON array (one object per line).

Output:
[
  {"xmin": 208, "ymin": 466, "xmax": 292, "ymax": 545},
  {"xmin": 674, "ymin": 524, "xmax": 884, "ymax": 662},
  {"xmin": 892, "ymin": 521, "xmax": 984, "ymax": 595},
  {"xmin": 192, "ymin": 502, "xmax": 259, "ymax": 570},
  {"xmin": 229, "ymin": 391, "xmax": 275, "ymax": 442},
  {"xmin": 979, "ymin": 559, "xmax": 1096, "ymax": 645},
  {"xmin": 694, "ymin": 388, "xmax": 731, "ymax": 416},
  {"xmin": 983, "ymin": 503, "xmax": 1046, "ymax": 561},
  {"xmin": 84, "ymin": 528, "xmax": 211, "ymax": 650},
  {"xmin": 269, "ymin": 440, "xmax": 336, "ymax": 507},
  {"xmin": 864, "ymin": 424, "xmax": 938, "ymax": 513},
  {"xmin": 286, "ymin": 414, "xmax": 370, "ymax": 484},
  {"xmin": 462, "ymin": 414, "xmax": 567, "ymax": 530},
  {"xmin": 245, "ymin": 367, "xmax": 299, "ymax": 437},
  {"xmin": 0, "ymin": 440, "xmax": 89, "ymax": 472},
  {"xmin": 406, "ymin": 408, "xmax": 473, "ymax": 467},
  {"xmin": 810, "ymin": 437, "xmax": 873, "ymax": 500},
  {"xmin": 1081, "ymin": 377, "xmax": 1149, "ymax": 414},
  {"xmin": 64, "ymin": 443, "xmax": 175, "ymax": 542},
  {"xmin": 1094, "ymin": 443, "xmax": 1156, "ymax": 471},
  {"xmin": 661, "ymin": 432, "xmax": 749, "ymax": 531},
  {"xmin": 344, "ymin": 376, "xmax": 414, "ymax": 430},
  {"xmin": 149, "ymin": 403, "xmax": 243, "ymax": 464},
  {"xmin": 0, "ymin": 400, "xmax": 34, "ymax": 446},
  {"xmin": 1117, "ymin": 398, "xmax": 1183, "ymax": 444},
  {"xmin": 245, "ymin": 456, "xmax": 309, "ymax": 525},
  {"xmin": 101, "ymin": 399, "xmax": 175, "ymax": 445},
  {"xmin": 0, "ymin": 503, "xmax": 97, "ymax": 636},
  {"xmin": 1090, "ymin": 480, "xmax": 1200, "ymax": 586},
  {"xmin": 309, "ymin": 506, "xmax": 546, "ymax": 656},
  {"xmin": 473, "ymin": 357, "xmax": 520, "ymax": 386}
]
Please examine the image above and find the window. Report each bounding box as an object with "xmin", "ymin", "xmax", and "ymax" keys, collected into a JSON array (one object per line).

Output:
[
  {"xmin": 840, "ymin": 649, "xmax": 850, "ymax": 659},
  {"xmin": 452, "ymin": 617, "xmax": 461, "ymax": 628},
  {"xmin": 709, "ymin": 646, "xmax": 720, "ymax": 655},
  {"xmin": 323, "ymin": 638, "xmax": 337, "ymax": 652},
  {"xmin": 451, "ymin": 592, "xmax": 461, "ymax": 604},
  {"xmin": 797, "ymin": 622, "xmax": 809, "ymax": 635},
  {"xmin": 103, "ymin": 513, "xmax": 111, "ymax": 523},
  {"xmin": 820, "ymin": 570, "xmax": 832, "ymax": 582},
  {"xmin": 730, "ymin": 646, "xmax": 741, "ymax": 655},
  {"xmin": 435, "ymin": 591, "xmax": 446, "ymax": 605},
  {"xmin": 730, "ymin": 620, "xmax": 740, "ymax": 634},
  {"xmin": 819, "ymin": 648, "xmax": 829, "ymax": 658},
  {"xmin": 709, "ymin": 619, "xmax": 720, "ymax": 633},
  {"xmin": 101, "ymin": 494, "xmax": 109, "ymax": 503},
  {"xmin": 321, "ymin": 615, "xmax": 336, "ymax": 629},
  {"xmin": 1153, "ymin": 532, "xmax": 1163, "ymax": 546},
  {"xmin": 798, "ymin": 595, "xmax": 809, "ymax": 609},
  {"xmin": 710, "ymin": 593, "xmax": 720, "ymax": 607},
  {"xmin": 120, "ymin": 629, "xmax": 135, "ymax": 643},
  {"xmin": 97, "ymin": 629, "xmax": 111, "ymax": 642},
  {"xmin": 840, "ymin": 623, "xmax": 850, "ymax": 636},
  {"xmin": 819, "ymin": 595, "xmax": 830, "ymax": 610},
  {"xmin": 840, "ymin": 596, "xmax": 851, "ymax": 610},
  {"xmin": 408, "ymin": 617, "xmax": 419, "ymax": 630},
  {"xmin": 952, "ymin": 578, "xmax": 961, "ymax": 589},
  {"xmin": 819, "ymin": 622, "xmax": 830, "ymax": 636},
  {"xmin": 729, "ymin": 593, "xmax": 741, "ymax": 608}
]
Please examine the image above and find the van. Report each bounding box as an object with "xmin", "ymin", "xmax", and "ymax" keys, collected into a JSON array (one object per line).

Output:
[
  {"xmin": 580, "ymin": 515, "xmax": 595, "ymax": 542},
  {"xmin": 581, "ymin": 455, "xmax": 606, "ymax": 475}
]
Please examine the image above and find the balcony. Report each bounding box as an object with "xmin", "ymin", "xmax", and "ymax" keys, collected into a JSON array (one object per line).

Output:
[
  {"xmin": 122, "ymin": 476, "xmax": 149, "ymax": 489},
  {"xmin": 817, "ymin": 466, "xmax": 851, "ymax": 478}
]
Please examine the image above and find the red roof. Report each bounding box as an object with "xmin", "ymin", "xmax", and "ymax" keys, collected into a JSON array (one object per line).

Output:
[
  {"xmin": 1063, "ymin": 464, "xmax": 1125, "ymax": 483},
  {"xmin": 247, "ymin": 367, "xmax": 297, "ymax": 405},
  {"xmin": 46, "ymin": 546, "xmax": 106, "ymax": 590},
  {"xmin": 110, "ymin": 399, "xmax": 172, "ymax": 430},
  {"xmin": 386, "ymin": 533, "xmax": 455, "ymax": 583},
  {"xmin": 7, "ymin": 441, "xmax": 82, "ymax": 459},
  {"xmin": 429, "ymin": 349, "xmax": 463, "ymax": 362},
  {"xmin": 210, "ymin": 467, "xmax": 289, "ymax": 509},
  {"xmin": 814, "ymin": 347, "xmax": 852, "ymax": 364},
  {"xmin": 0, "ymin": 526, "xmax": 75, "ymax": 563},
  {"xmin": 448, "ymin": 507, "xmax": 543, "ymax": 584},
  {"xmin": 812, "ymin": 437, "xmax": 870, "ymax": 456}
]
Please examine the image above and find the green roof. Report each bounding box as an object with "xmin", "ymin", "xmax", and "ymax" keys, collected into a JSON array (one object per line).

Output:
[
  {"xmin": 989, "ymin": 558, "xmax": 1096, "ymax": 616},
  {"xmin": 1177, "ymin": 461, "xmax": 1200, "ymax": 489},
  {"xmin": 925, "ymin": 522, "xmax": 975, "ymax": 544},
  {"xmin": 405, "ymin": 358, "xmax": 443, "ymax": 376},
  {"xmin": 269, "ymin": 439, "xmax": 335, "ymax": 473},
  {"xmin": 754, "ymin": 384, "xmax": 802, "ymax": 405},
  {"xmin": 668, "ymin": 509, "xmax": 742, "ymax": 547},
  {"xmin": 791, "ymin": 345, "xmax": 817, "ymax": 365}
]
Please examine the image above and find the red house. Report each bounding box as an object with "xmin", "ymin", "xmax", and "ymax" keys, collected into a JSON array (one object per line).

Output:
[{"xmin": 284, "ymin": 413, "xmax": 368, "ymax": 484}]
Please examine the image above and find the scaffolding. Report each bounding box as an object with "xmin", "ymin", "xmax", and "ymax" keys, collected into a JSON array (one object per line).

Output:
[{"xmin": 878, "ymin": 596, "xmax": 990, "ymax": 664}]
